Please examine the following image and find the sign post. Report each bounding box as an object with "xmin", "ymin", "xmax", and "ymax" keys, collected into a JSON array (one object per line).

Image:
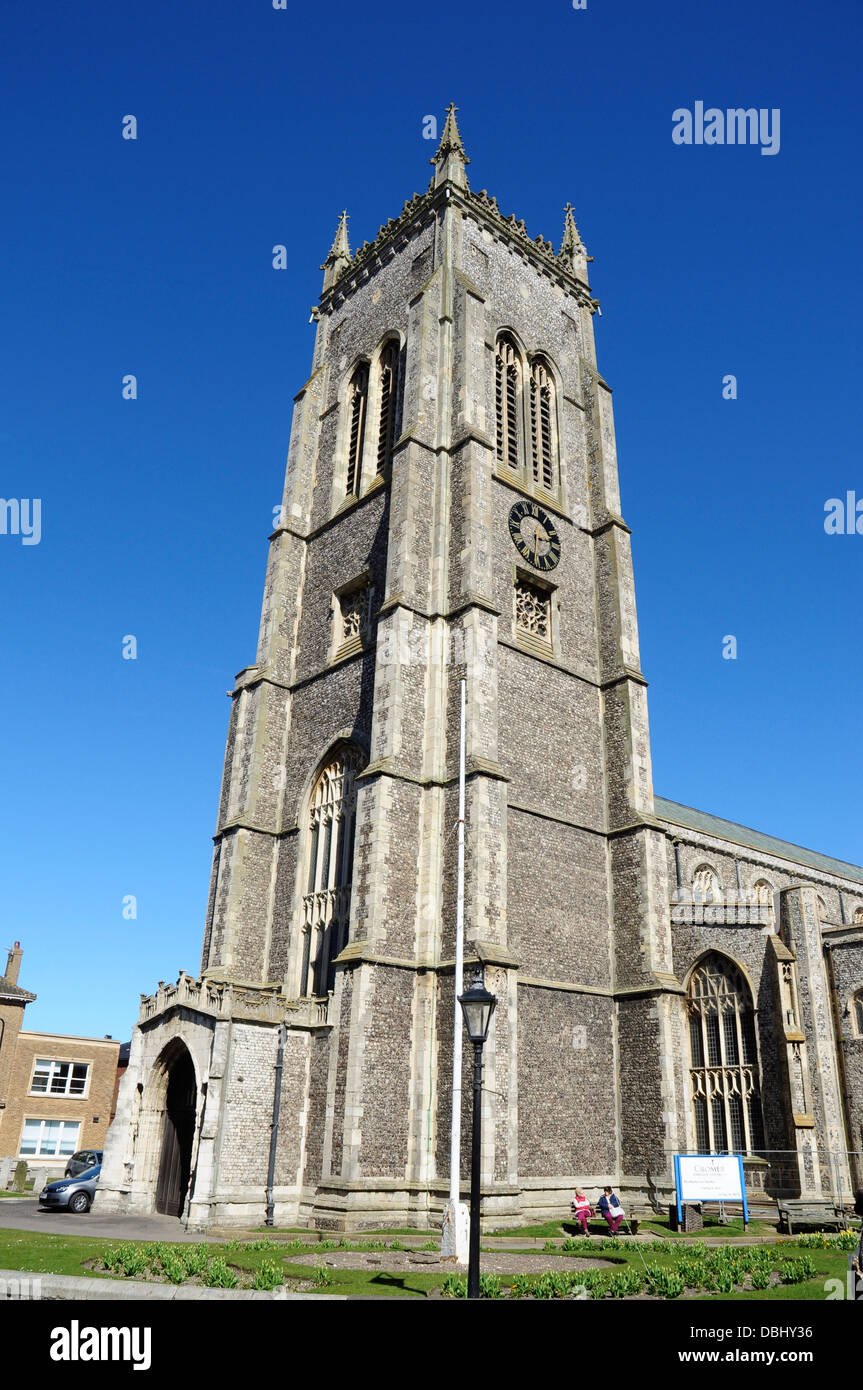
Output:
[{"xmin": 674, "ymin": 1154, "xmax": 749, "ymax": 1230}]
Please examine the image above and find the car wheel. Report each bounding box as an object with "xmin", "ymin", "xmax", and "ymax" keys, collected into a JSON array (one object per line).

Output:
[{"xmin": 69, "ymin": 1191, "xmax": 91, "ymax": 1214}]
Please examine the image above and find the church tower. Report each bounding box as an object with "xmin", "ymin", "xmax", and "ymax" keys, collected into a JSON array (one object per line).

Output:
[{"xmin": 98, "ymin": 108, "xmax": 687, "ymax": 1229}]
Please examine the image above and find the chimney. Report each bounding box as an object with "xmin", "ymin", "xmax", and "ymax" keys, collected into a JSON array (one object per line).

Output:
[{"xmin": 5, "ymin": 942, "xmax": 22, "ymax": 986}]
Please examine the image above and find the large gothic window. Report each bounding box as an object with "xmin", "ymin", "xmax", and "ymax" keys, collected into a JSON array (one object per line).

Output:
[
  {"xmin": 376, "ymin": 340, "xmax": 399, "ymax": 474},
  {"xmin": 300, "ymin": 745, "xmax": 364, "ymax": 996},
  {"xmin": 687, "ymin": 954, "xmax": 765, "ymax": 1154},
  {"xmin": 495, "ymin": 335, "xmax": 521, "ymax": 471},
  {"xmin": 345, "ymin": 363, "xmax": 369, "ymax": 496},
  {"xmin": 529, "ymin": 357, "xmax": 556, "ymax": 492}
]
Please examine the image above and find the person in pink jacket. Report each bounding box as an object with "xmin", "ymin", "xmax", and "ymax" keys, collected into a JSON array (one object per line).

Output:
[{"xmin": 570, "ymin": 1188, "xmax": 593, "ymax": 1235}]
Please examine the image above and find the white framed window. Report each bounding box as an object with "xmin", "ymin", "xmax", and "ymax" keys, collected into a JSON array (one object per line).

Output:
[
  {"xmin": 30, "ymin": 1058, "xmax": 90, "ymax": 1097},
  {"xmin": 20, "ymin": 1118, "xmax": 81, "ymax": 1158},
  {"xmin": 300, "ymin": 744, "xmax": 365, "ymax": 997}
]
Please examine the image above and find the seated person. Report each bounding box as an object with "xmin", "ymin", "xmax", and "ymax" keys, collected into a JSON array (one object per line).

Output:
[
  {"xmin": 570, "ymin": 1188, "xmax": 593, "ymax": 1234},
  {"xmin": 597, "ymin": 1185, "xmax": 625, "ymax": 1235}
]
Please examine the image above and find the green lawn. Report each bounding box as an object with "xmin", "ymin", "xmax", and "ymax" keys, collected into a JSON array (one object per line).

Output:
[{"xmin": 0, "ymin": 1226, "xmax": 851, "ymax": 1300}]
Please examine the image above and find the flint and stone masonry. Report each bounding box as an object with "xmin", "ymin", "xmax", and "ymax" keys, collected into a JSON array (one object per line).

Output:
[{"xmin": 97, "ymin": 110, "xmax": 863, "ymax": 1229}]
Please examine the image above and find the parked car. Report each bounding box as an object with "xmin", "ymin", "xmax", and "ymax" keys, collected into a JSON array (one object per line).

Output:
[
  {"xmin": 64, "ymin": 1149, "xmax": 103, "ymax": 1179},
  {"xmin": 39, "ymin": 1164, "xmax": 101, "ymax": 1214}
]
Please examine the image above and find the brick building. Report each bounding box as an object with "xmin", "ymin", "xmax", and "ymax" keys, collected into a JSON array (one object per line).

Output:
[
  {"xmin": 0, "ymin": 944, "xmax": 122, "ymax": 1180},
  {"xmin": 97, "ymin": 110, "xmax": 863, "ymax": 1229}
]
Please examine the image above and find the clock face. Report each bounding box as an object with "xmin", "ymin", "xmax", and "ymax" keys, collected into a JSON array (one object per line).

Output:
[{"xmin": 508, "ymin": 500, "xmax": 561, "ymax": 572}]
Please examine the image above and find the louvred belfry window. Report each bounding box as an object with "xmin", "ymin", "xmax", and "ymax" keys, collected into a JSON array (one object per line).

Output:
[
  {"xmin": 345, "ymin": 364, "xmax": 369, "ymax": 496},
  {"xmin": 376, "ymin": 341, "xmax": 399, "ymax": 473},
  {"xmin": 529, "ymin": 358, "xmax": 556, "ymax": 491},
  {"xmin": 495, "ymin": 336, "xmax": 521, "ymax": 471},
  {"xmin": 300, "ymin": 745, "xmax": 364, "ymax": 997},
  {"xmin": 687, "ymin": 954, "xmax": 765, "ymax": 1154}
]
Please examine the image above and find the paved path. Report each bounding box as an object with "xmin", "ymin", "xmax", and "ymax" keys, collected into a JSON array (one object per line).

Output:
[
  {"xmin": 286, "ymin": 1249, "xmax": 619, "ymax": 1275},
  {"xmin": 0, "ymin": 1199, "xmax": 203, "ymax": 1242}
]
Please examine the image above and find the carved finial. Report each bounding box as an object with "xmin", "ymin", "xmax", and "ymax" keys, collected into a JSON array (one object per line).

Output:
[
  {"xmin": 320, "ymin": 210, "xmax": 352, "ymax": 292},
  {"xmin": 431, "ymin": 103, "xmax": 470, "ymax": 189},
  {"xmin": 558, "ymin": 201, "xmax": 587, "ymax": 272}
]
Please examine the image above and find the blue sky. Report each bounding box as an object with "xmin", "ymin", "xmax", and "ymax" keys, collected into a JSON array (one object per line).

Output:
[{"xmin": 2, "ymin": 0, "xmax": 860, "ymax": 1037}]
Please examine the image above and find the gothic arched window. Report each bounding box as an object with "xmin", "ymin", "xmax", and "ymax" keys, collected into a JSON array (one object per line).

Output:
[
  {"xmin": 495, "ymin": 335, "xmax": 521, "ymax": 471},
  {"xmin": 853, "ymin": 990, "xmax": 863, "ymax": 1037},
  {"xmin": 687, "ymin": 954, "xmax": 765, "ymax": 1154},
  {"xmin": 376, "ymin": 340, "xmax": 399, "ymax": 474},
  {"xmin": 345, "ymin": 363, "xmax": 369, "ymax": 496},
  {"xmin": 300, "ymin": 744, "xmax": 365, "ymax": 996},
  {"xmin": 692, "ymin": 865, "xmax": 722, "ymax": 903},
  {"xmin": 529, "ymin": 357, "xmax": 557, "ymax": 492},
  {"xmin": 753, "ymin": 879, "xmax": 773, "ymax": 924}
]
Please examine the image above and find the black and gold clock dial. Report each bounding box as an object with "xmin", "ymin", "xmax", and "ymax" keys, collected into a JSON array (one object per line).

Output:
[{"xmin": 508, "ymin": 500, "xmax": 561, "ymax": 572}]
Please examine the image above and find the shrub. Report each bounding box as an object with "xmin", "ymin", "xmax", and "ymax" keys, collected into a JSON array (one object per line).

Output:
[
  {"xmin": 312, "ymin": 1264, "xmax": 333, "ymax": 1288},
  {"xmin": 797, "ymin": 1231, "xmax": 858, "ymax": 1251},
  {"xmin": 160, "ymin": 1252, "xmax": 187, "ymax": 1285},
  {"xmin": 779, "ymin": 1256, "xmax": 816, "ymax": 1285},
  {"xmin": 250, "ymin": 1260, "xmax": 284, "ymax": 1291},
  {"xmin": 559, "ymin": 1236, "xmax": 591, "ymax": 1253},
  {"xmin": 750, "ymin": 1269, "xmax": 772, "ymax": 1290},
  {"xmin": 479, "ymin": 1273, "xmax": 504, "ymax": 1298},
  {"xmin": 102, "ymin": 1242, "xmax": 149, "ymax": 1278},
  {"xmin": 204, "ymin": 1256, "xmax": 239, "ymax": 1289},
  {"xmin": 607, "ymin": 1268, "xmax": 643, "ymax": 1298},
  {"xmin": 440, "ymin": 1272, "xmax": 503, "ymax": 1298},
  {"xmin": 644, "ymin": 1265, "xmax": 685, "ymax": 1299},
  {"xmin": 180, "ymin": 1245, "xmax": 211, "ymax": 1278}
]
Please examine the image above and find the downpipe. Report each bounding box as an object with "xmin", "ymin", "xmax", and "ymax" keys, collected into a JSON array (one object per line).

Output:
[{"xmin": 265, "ymin": 1024, "xmax": 286, "ymax": 1227}]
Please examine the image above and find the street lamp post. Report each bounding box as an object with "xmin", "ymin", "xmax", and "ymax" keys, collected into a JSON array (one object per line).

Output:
[{"xmin": 458, "ymin": 967, "xmax": 497, "ymax": 1299}]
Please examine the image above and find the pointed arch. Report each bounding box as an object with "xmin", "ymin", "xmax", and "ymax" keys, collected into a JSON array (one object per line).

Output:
[
  {"xmin": 299, "ymin": 741, "xmax": 366, "ymax": 997},
  {"xmin": 692, "ymin": 863, "xmax": 722, "ymax": 903},
  {"xmin": 686, "ymin": 952, "xmax": 765, "ymax": 1154},
  {"xmin": 375, "ymin": 339, "xmax": 400, "ymax": 474},
  {"xmin": 345, "ymin": 361, "xmax": 370, "ymax": 496},
  {"xmin": 151, "ymin": 1039, "xmax": 198, "ymax": 1217},
  {"xmin": 528, "ymin": 355, "xmax": 558, "ymax": 492},
  {"xmin": 752, "ymin": 878, "xmax": 774, "ymax": 924},
  {"xmin": 495, "ymin": 333, "xmax": 522, "ymax": 471}
]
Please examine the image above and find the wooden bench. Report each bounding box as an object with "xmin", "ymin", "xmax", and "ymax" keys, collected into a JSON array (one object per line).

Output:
[
  {"xmin": 777, "ymin": 1199, "xmax": 849, "ymax": 1235},
  {"xmin": 568, "ymin": 1209, "xmax": 639, "ymax": 1235}
]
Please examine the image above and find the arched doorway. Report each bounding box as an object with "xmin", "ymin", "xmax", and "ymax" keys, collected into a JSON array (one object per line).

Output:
[{"xmin": 155, "ymin": 1047, "xmax": 197, "ymax": 1216}]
